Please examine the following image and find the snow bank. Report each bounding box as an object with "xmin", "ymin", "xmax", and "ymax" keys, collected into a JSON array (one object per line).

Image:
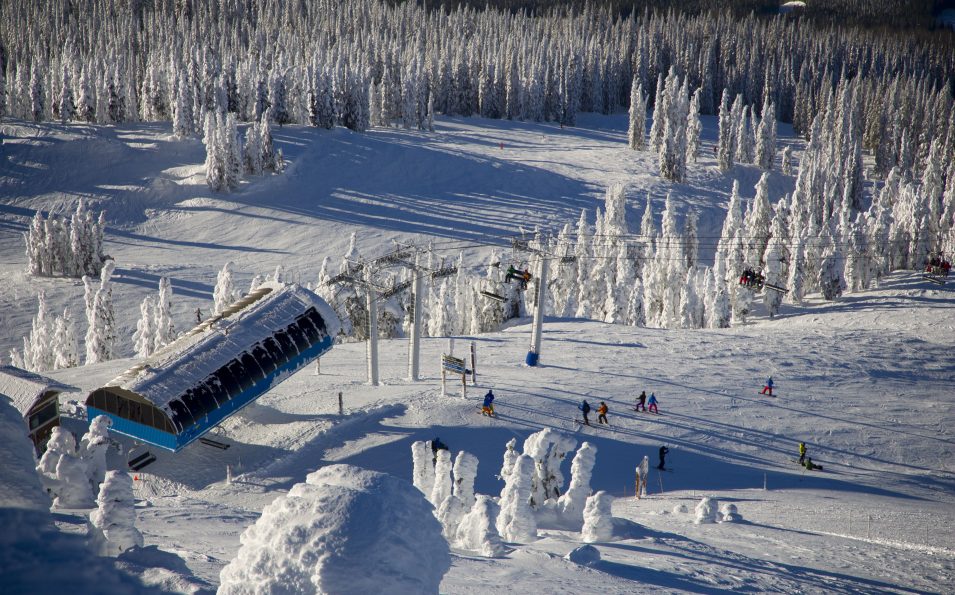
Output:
[
  {"xmin": 581, "ymin": 492, "xmax": 614, "ymax": 543},
  {"xmin": 523, "ymin": 429, "xmax": 577, "ymax": 507},
  {"xmin": 0, "ymin": 395, "xmax": 158, "ymax": 593},
  {"xmin": 89, "ymin": 471, "xmax": 143, "ymax": 556},
  {"xmin": 694, "ymin": 496, "xmax": 719, "ymax": 524},
  {"xmin": 411, "ymin": 440, "xmax": 435, "ymax": 497},
  {"xmin": 566, "ymin": 544, "xmax": 601, "ymax": 566},
  {"xmin": 455, "ymin": 495, "xmax": 507, "ymax": 558},
  {"xmin": 719, "ymin": 502, "xmax": 741, "ymax": 522},
  {"xmin": 218, "ymin": 464, "xmax": 450, "ymax": 595},
  {"xmin": 497, "ymin": 454, "xmax": 538, "ymax": 542},
  {"xmin": 557, "ymin": 441, "xmax": 597, "ymax": 525}
]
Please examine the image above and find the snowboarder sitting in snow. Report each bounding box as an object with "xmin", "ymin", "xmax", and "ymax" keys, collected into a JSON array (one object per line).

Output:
[
  {"xmin": 761, "ymin": 377, "xmax": 774, "ymax": 396},
  {"xmin": 482, "ymin": 390, "xmax": 495, "ymax": 416},
  {"xmin": 647, "ymin": 392, "xmax": 659, "ymax": 414},
  {"xmin": 579, "ymin": 400, "xmax": 592, "ymax": 425},
  {"xmin": 635, "ymin": 391, "xmax": 647, "ymax": 412},
  {"xmin": 658, "ymin": 445, "xmax": 669, "ymax": 470},
  {"xmin": 802, "ymin": 457, "xmax": 822, "ymax": 471},
  {"xmin": 597, "ymin": 401, "xmax": 609, "ymax": 425},
  {"xmin": 431, "ymin": 437, "xmax": 449, "ymax": 463},
  {"xmin": 798, "ymin": 442, "xmax": 807, "ymax": 465}
]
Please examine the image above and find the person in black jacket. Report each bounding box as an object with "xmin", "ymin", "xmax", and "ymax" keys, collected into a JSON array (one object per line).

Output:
[
  {"xmin": 579, "ymin": 400, "xmax": 591, "ymax": 425},
  {"xmin": 658, "ymin": 445, "xmax": 669, "ymax": 470}
]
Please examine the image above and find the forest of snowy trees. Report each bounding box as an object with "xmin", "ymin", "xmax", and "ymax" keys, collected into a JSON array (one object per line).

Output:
[{"xmin": 5, "ymin": 0, "xmax": 955, "ymax": 363}]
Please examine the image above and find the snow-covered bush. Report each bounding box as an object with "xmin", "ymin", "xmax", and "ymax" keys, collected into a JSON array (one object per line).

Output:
[
  {"xmin": 499, "ymin": 437, "xmax": 519, "ymax": 481},
  {"xmin": 522, "ymin": 428, "xmax": 577, "ymax": 507},
  {"xmin": 88, "ymin": 471, "xmax": 142, "ymax": 556},
  {"xmin": 453, "ymin": 451, "xmax": 479, "ymax": 509},
  {"xmin": 430, "ymin": 448, "xmax": 453, "ymax": 507},
  {"xmin": 36, "ymin": 426, "xmax": 76, "ymax": 496},
  {"xmin": 557, "ymin": 442, "xmax": 597, "ymax": 525},
  {"xmin": 213, "ymin": 261, "xmax": 239, "ymax": 314},
  {"xmin": 411, "ymin": 440, "xmax": 435, "ymax": 497},
  {"xmin": 566, "ymin": 544, "xmax": 601, "ymax": 566},
  {"xmin": 79, "ymin": 415, "xmax": 112, "ymax": 493},
  {"xmin": 581, "ymin": 491, "xmax": 613, "ymax": 543},
  {"xmin": 436, "ymin": 494, "xmax": 468, "ymax": 541},
  {"xmin": 455, "ymin": 495, "xmax": 507, "ymax": 558},
  {"xmin": 53, "ymin": 450, "xmax": 94, "ymax": 509},
  {"xmin": 719, "ymin": 502, "xmax": 741, "ymax": 523},
  {"xmin": 218, "ymin": 464, "xmax": 450, "ymax": 595},
  {"xmin": 694, "ymin": 496, "xmax": 719, "ymax": 524},
  {"xmin": 673, "ymin": 504, "xmax": 688, "ymax": 514},
  {"xmin": 497, "ymin": 454, "xmax": 537, "ymax": 543}
]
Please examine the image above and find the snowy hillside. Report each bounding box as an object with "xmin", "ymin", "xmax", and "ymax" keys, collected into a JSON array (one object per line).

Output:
[{"xmin": 2, "ymin": 112, "xmax": 955, "ymax": 594}]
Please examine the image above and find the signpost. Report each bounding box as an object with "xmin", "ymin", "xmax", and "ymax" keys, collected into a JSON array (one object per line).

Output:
[{"xmin": 441, "ymin": 354, "xmax": 467, "ymax": 398}]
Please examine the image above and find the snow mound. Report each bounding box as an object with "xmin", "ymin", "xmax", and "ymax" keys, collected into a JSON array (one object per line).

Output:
[
  {"xmin": 455, "ymin": 495, "xmax": 508, "ymax": 558},
  {"xmin": 565, "ymin": 544, "xmax": 601, "ymax": 566},
  {"xmin": 719, "ymin": 502, "xmax": 742, "ymax": 523},
  {"xmin": 694, "ymin": 497, "xmax": 719, "ymax": 524},
  {"xmin": 217, "ymin": 464, "xmax": 450, "ymax": 595},
  {"xmin": 581, "ymin": 492, "xmax": 614, "ymax": 542},
  {"xmin": 672, "ymin": 504, "xmax": 688, "ymax": 514}
]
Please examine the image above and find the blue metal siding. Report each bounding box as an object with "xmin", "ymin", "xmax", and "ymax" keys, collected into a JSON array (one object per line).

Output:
[
  {"xmin": 87, "ymin": 406, "xmax": 178, "ymax": 450},
  {"xmin": 96, "ymin": 333, "xmax": 335, "ymax": 452}
]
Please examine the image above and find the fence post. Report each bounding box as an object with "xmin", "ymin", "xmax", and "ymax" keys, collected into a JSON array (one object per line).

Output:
[
  {"xmin": 470, "ymin": 342, "xmax": 477, "ymax": 385},
  {"xmin": 338, "ymin": 391, "xmax": 343, "ymax": 415}
]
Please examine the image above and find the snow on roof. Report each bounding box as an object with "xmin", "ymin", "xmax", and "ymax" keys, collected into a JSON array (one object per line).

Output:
[
  {"xmin": 0, "ymin": 365, "xmax": 77, "ymax": 417},
  {"xmin": 105, "ymin": 282, "xmax": 340, "ymax": 410}
]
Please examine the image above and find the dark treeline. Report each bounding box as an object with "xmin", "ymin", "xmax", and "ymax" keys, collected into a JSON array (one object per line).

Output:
[{"xmin": 426, "ymin": 0, "xmax": 943, "ymax": 29}]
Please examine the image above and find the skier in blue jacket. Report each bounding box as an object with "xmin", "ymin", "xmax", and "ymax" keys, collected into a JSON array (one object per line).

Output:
[
  {"xmin": 647, "ymin": 393, "xmax": 659, "ymax": 413},
  {"xmin": 482, "ymin": 390, "xmax": 495, "ymax": 416},
  {"xmin": 579, "ymin": 400, "xmax": 591, "ymax": 425},
  {"xmin": 761, "ymin": 377, "xmax": 774, "ymax": 396}
]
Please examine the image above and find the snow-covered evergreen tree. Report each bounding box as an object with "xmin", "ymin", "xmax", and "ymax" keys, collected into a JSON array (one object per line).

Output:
[
  {"xmin": 79, "ymin": 415, "xmax": 111, "ymax": 495},
  {"xmin": 581, "ymin": 492, "xmax": 613, "ymax": 542},
  {"xmin": 717, "ymin": 90, "xmax": 735, "ymax": 172},
  {"xmin": 84, "ymin": 261, "xmax": 115, "ymax": 365},
  {"xmin": 627, "ymin": 78, "xmax": 646, "ymax": 150},
  {"xmin": 89, "ymin": 471, "xmax": 143, "ymax": 557},
  {"xmin": 52, "ymin": 307, "xmax": 80, "ymax": 370},
  {"xmin": 496, "ymin": 454, "xmax": 537, "ymax": 543},
  {"xmin": 213, "ymin": 261, "xmax": 239, "ymax": 314},
  {"xmin": 154, "ymin": 276, "xmax": 176, "ymax": 349},
  {"xmin": 755, "ymin": 98, "xmax": 777, "ymax": 170}
]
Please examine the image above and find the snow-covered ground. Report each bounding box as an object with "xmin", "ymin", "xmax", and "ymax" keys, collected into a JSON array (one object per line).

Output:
[{"xmin": 2, "ymin": 114, "xmax": 954, "ymax": 594}]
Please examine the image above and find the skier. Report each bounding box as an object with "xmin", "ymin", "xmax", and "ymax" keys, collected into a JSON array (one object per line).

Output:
[
  {"xmin": 647, "ymin": 392, "xmax": 659, "ymax": 414},
  {"xmin": 597, "ymin": 401, "xmax": 609, "ymax": 425},
  {"xmin": 761, "ymin": 376, "xmax": 774, "ymax": 396},
  {"xmin": 579, "ymin": 400, "xmax": 591, "ymax": 425},
  {"xmin": 635, "ymin": 391, "xmax": 647, "ymax": 412},
  {"xmin": 482, "ymin": 390, "xmax": 495, "ymax": 416},
  {"xmin": 802, "ymin": 457, "xmax": 823, "ymax": 471},
  {"xmin": 657, "ymin": 445, "xmax": 669, "ymax": 470},
  {"xmin": 196, "ymin": 307, "xmax": 202, "ymax": 324},
  {"xmin": 798, "ymin": 442, "xmax": 807, "ymax": 465}
]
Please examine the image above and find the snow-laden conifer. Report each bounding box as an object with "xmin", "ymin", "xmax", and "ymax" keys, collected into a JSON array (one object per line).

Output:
[
  {"xmin": 581, "ymin": 492, "xmax": 613, "ymax": 542},
  {"xmin": 89, "ymin": 471, "xmax": 143, "ymax": 556}
]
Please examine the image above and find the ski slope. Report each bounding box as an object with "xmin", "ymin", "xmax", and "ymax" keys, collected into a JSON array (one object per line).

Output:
[{"xmin": 2, "ymin": 114, "xmax": 954, "ymax": 594}]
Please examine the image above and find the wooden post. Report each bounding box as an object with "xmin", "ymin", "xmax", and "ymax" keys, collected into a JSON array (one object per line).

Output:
[
  {"xmin": 470, "ymin": 342, "xmax": 477, "ymax": 385},
  {"xmin": 338, "ymin": 391, "xmax": 343, "ymax": 415},
  {"xmin": 441, "ymin": 365, "xmax": 447, "ymax": 397},
  {"xmin": 314, "ymin": 358, "xmax": 320, "ymax": 375}
]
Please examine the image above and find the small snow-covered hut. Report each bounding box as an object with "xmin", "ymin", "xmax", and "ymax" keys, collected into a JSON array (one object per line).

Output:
[
  {"xmin": 0, "ymin": 365, "xmax": 78, "ymax": 454},
  {"xmin": 85, "ymin": 283, "xmax": 340, "ymax": 452}
]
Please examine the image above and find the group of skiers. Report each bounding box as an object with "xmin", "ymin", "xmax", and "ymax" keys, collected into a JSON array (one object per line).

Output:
[
  {"xmin": 739, "ymin": 268, "xmax": 765, "ymax": 287},
  {"xmin": 634, "ymin": 391, "xmax": 659, "ymax": 413},
  {"xmin": 577, "ymin": 400, "xmax": 610, "ymax": 426}
]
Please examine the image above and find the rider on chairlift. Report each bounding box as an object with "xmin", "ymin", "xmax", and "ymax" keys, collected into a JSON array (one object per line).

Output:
[{"xmin": 505, "ymin": 265, "xmax": 532, "ymax": 289}]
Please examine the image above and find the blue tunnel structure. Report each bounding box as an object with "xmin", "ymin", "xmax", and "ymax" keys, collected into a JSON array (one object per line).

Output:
[{"xmin": 85, "ymin": 282, "xmax": 341, "ymax": 452}]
